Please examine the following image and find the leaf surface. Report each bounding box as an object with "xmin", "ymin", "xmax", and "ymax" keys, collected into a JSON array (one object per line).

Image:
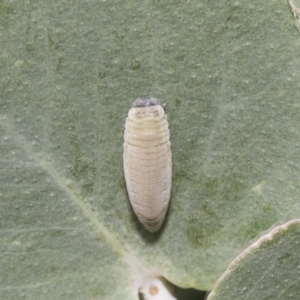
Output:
[
  {"xmin": 207, "ymin": 220, "xmax": 300, "ymax": 300},
  {"xmin": 1, "ymin": 1, "xmax": 300, "ymax": 298}
]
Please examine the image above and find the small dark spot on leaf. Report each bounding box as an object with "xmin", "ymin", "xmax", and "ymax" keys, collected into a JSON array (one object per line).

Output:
[{"xmin": 131, "ymin": 59, "xmax": 141, "ymax": 70}]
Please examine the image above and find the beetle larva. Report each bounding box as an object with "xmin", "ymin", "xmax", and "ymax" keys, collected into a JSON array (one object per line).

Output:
[{"xmin": 123, "ymin": 98, "xmax": 172, "ymax": 232}]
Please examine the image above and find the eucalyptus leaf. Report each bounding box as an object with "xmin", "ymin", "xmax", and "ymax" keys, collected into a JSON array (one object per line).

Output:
[
  {"xmin": 207, "ymin": 219, "xmax": 300, "ymax": 300},
  {"xmin": 1, "ymin": 1, "xmax": 300, "ymax": 299}
]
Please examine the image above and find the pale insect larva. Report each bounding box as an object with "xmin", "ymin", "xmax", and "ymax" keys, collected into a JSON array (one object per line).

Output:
[{"xmin": 123, "ymin": 98, "xmax": 172, "ymax": 232}]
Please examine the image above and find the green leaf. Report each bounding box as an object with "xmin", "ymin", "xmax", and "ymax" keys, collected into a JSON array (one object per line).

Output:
[
  {"xmin": 207, "ymin": 219, "xmax": 300, "ymax": 300},
  {"xmin": 1, "ymin": 1, "xmax": 300, "ymax": 298}
]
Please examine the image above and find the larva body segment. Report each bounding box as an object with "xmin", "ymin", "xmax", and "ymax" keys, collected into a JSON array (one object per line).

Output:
[{"xmin": 123, "ymin": 98, "xmax": 172, "ymax": 232}]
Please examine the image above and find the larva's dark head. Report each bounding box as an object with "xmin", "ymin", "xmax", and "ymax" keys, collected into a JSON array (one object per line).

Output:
[
  {"xmin": 132, "ymin": 98, "xmax": 160, "ymax": 108},
  {"xmin": 128, "ymin": 98, "xmax": 165, "ymax": 121}
]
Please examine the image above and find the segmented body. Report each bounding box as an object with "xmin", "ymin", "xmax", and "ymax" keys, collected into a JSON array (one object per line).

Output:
[{"xmin": 123, "ymin": 98, "xmax": 172, "ymax": 232}]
